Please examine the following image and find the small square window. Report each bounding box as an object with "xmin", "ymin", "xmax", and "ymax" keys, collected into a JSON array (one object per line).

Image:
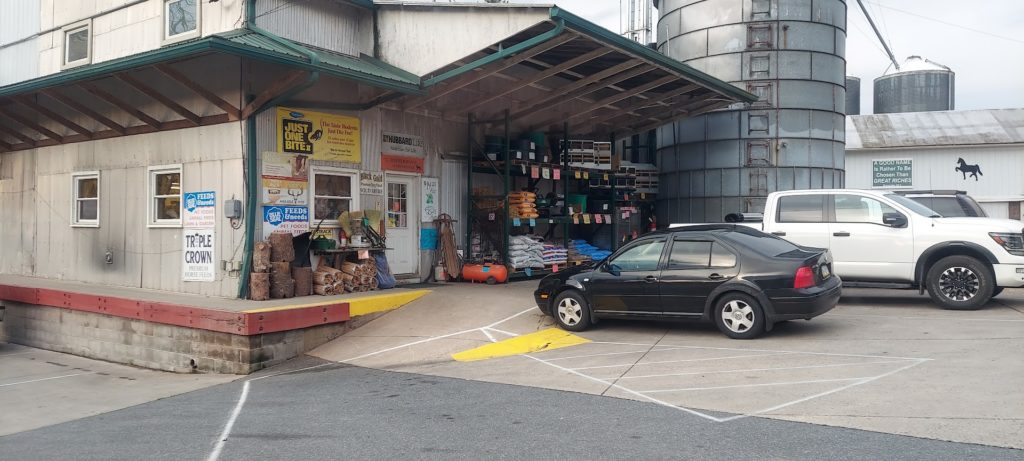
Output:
[
  {"xmin": 149, "ymin": 165, "xmax": 182, "ymax": 227},
  {"xmin": 746, "ymin": 141, "xmax": 771, "ymax": 167},
  {"xmin": 747, "ymin": 24, "xmax": 773, "ymax": 49},
  {"xmin": 312, "ymin": 169, "xmax": 358, "ymax": 224},
  {"xmin": 752, "ymin": 0, "xmax": 771, "ymax": 20},
  {"xmin": 748, "ymin": 114, "xmax": 769, "ymax": 133},
  {"xmin": 72, "ymin": 172, "xmax": 99, "ymax": 227},
  {"xmin": 750, "ymin": 55, "xmax": 770, "ymax": 79},
  {"xmin": 747, "ymin": 82, "xmax": 773, "ymax": 106},
  {"xmin": 164, "ymin": 0, "xmax": 201, "ymax": 44},
  {"xmin": 62, "ymin": 20, "xmax": 91, "ymax": 69}
]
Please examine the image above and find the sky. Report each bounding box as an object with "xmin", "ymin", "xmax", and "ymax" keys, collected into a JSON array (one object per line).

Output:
[{"xmin": 507, "ymin": 0, "xmax": 1024, "ymax": 113}]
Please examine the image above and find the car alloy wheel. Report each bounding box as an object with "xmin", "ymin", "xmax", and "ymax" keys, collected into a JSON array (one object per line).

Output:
[
  {"xmin": 721, "ymin": 300, "xmax": 755, "ymax": 334},
  {"xmin": 557, "ymin": 297, "xmax": 583, "ymax": 327},
  {"xmin": 938, "ymin": 266, "xmax": 980, "ymax": 302}
]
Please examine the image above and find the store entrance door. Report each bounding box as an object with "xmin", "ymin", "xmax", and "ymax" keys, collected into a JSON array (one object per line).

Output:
[{"xmin": 385, "ymin": 174, "xmax": 418, "ymax": 276}]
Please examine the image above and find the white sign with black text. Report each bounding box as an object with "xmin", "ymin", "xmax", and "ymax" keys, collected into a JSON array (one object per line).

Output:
[{"xmin": 183, "ymin": 228, "xmax": 216, "ymax": 282}]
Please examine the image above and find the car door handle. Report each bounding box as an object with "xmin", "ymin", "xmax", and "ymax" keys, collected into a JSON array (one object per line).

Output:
[
  {"xmin": 708, "ymin": 273, "xmax": 725, "ymax": 280},
  {"xmin": 771, "ymin": 231, "xmax": 786, "ymax": 236},
  {"xmin": 644, "ymin": 275, "xmax": 658, "ymax": 283},
  {"xmin": 833, "ymin": 231, "xmax": 851, "ymax": 237}
]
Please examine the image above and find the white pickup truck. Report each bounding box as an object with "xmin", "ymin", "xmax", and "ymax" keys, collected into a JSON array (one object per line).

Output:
[{"xmin": 723, "ymin": 189, "xmax": 1024, "ymax": 309}]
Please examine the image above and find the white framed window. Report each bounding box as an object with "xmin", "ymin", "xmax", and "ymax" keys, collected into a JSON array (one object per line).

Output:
[
  {"xmin": 148, "ymin": 165, "xmax": 183, "ymax": 227},
  {"xmin": 163, "ymin": 0, "xmax": 201, "ymax": 44},
  {"xmin": 71, "ymin": 171, "xmax": 100, "ymax": 227},
  {"xmin": 311, "ymin": 167, "xmax": 358, "ymax": 226},
  {"xmin": 62, "ymin": 20, "xmax": 92, "ymax": 69}
]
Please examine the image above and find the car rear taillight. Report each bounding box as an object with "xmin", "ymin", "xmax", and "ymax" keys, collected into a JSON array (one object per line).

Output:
[{"xmin": 794, "ymin": 266, "xmax": 816, "ymax": 289}]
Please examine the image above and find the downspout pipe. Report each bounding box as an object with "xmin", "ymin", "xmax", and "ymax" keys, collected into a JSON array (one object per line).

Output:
[{"xmin": 238, "ymin": 0, "xmax": 321, "ymax": 298}]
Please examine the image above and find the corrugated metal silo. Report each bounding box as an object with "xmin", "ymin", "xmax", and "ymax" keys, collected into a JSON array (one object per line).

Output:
[
  {"xmin": 846, "ymin": 76, "xmax": 860, "ymax": 115},
  {"xmin": 654, "ymin": 0, "xmax": 847, "ymax": 222},
  {"xmin": 873, "ymin": 55, "xmax": 954, "ymax": 114}
]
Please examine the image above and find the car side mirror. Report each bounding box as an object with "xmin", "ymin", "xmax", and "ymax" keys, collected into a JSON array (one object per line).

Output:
[
  {"xmin": 883, "ymin": 212, "xmax": 907, "ymax": 228},
  {"xmin": 604, "ymin": 263, "xmax": 621, "ymax": 277}
]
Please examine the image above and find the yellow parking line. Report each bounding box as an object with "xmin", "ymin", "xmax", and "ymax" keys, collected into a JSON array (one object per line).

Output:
[{"xmin": 452, "ymin": 328, "xmax": 590, "ymax": 362}]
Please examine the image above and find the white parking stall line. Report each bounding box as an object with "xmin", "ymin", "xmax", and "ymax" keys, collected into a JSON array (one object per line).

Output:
[
  {"xmin": 716, "ymin": 359, "xmax": 931, "ymax": 423},
  {"xmin": 641, "ymin": 377, "xmax": 872, "ymax": 394},
  {"xmin": 485, "ymin": 307, "xmax": 537, "ymax": 329},
  {"xmin": 608, "ymin": 360, "xmax": 909, "ymax": 380},
  {"xmin": 568, "ymin": 352, "xmax": 795, "ymax": 371},
  {"xmin": 651, "ymin": 343, "xmax": 931, "ymax": 362},
  {"xmin": 480, "ymin": 328, "xmax": 497, "ymax": 342},
  {"xmin": 483, "ymin": 327, "xmax": 519, "ymax": 337},
  {"xmin": 828, "ymin": 313, "xmax": 1024, "ymax": 322},
  {"xmin": 0, "ymin": 372, "xmax": 95, "ymax": 388},
  {"xmin": 542, "ymin": 349, "xmax": 658, "ymax": 361}
]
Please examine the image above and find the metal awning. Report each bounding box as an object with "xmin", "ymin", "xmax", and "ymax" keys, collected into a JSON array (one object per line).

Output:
[
  {"xmin": 392, "ymin": 6, "xmax": 757, "ymax": 136},
  {"xmin": 0, "ymin": 29, "xmax": 423, "ymax": 153}
]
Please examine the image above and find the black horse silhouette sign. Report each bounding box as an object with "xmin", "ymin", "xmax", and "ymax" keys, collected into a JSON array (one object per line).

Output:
[{"xmin": 955, "ymin": 157, "xmax": 983, "ymax": 181}]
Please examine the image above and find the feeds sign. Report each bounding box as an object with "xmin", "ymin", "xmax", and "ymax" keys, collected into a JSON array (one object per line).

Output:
[
  {"xmin": 262, "ymin": 206, "xmax": 309, "ymax": 239},
  {"xmin": 183, "ymin": 191, "xmax": 216, "ymax": 228},
  {"xmin": 277, "ymin": 107, "xmax": 360, "ymax": 163}
]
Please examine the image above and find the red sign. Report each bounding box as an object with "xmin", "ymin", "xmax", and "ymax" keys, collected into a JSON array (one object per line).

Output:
[{"xmin": 381, "ymin": 154, "xmax": 424, "ymax": 173}]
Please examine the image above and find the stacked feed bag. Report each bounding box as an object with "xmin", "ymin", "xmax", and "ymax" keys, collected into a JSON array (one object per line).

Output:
[
  {"xmin": 509, "ymin": 191, "xmax": 539, "ymax": 219},
  {"xmin": 571, "ymin": 240, "xmax": 613, "ymax": 261},
  {"xmin": 542, "ymin": 244, "xmax": 568, "ymax": 266},
  {"xmin": 509, "ymin": 235, "xmax": 545, "ymax": 270}
]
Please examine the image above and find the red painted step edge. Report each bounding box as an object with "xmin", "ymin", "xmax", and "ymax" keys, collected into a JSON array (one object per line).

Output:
[{"xmin": 0, "ymin": 284, "xmax": 349, "ymax": 336}]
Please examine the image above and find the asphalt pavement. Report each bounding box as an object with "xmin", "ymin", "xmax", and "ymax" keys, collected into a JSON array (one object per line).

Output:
[{"xmin": 0, "ymin": 355, "xmax": 1020, "ymax": 461}]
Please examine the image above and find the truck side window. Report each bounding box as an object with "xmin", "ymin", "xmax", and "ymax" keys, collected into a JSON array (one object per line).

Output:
[
  {"xmin": 778, "ymin": 195, "xmax": 826, "ymax": 223},
  {"xmin": 834, "ymin": 194, "xmax": 900, "ymax": 224}
]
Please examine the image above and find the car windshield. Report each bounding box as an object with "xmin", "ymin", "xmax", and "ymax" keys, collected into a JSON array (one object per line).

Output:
[{"xmin": 885, "ymin": 193, "xmax": 941, "ymax": 217}]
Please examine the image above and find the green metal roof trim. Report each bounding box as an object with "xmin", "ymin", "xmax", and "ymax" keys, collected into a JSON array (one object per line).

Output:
[
  {"xmin": 549, "ymin": 7, "xmax": 757, "ymax": 104},
  {"xmin": 0, "ymin": 29, "xmax": 421, "ymax": 99}
]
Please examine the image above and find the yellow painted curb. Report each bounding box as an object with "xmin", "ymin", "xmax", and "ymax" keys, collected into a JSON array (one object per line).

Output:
[
  {"xmin": 241, "ymin": 289, "xmax": 430, "ymax": 315},
  {"xmin": 348, "ymin": 289, "xmax": 431, "ymax": 317},
  {"xmin": 452, "ymin": 328, "xmax": 590, "ymax": 362}
]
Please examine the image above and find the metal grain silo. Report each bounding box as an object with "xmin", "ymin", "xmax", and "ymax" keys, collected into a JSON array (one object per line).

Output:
[
  {"xmin": 873, "ymin": 55, "xmax": 954, "ymax": 114},
  {"xmin": 654, "ymin": 0, "xmax": 847, "ymax": 222},
  {"xmin": 846, "ymin": 76, "xmax": 860, "ymax": 115}
]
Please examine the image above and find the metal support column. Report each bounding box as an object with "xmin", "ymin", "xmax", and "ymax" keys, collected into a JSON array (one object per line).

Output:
[
  {"xmin": 466, "ymin": 113, "xmax": 474, "ymax": 255},
  {"xmin": 503, "ymin": 110, "xmax": 511, "ymax": 267},
  {"xmin": 610, "ymin": 131, "xmax": 618, "ymax": 251},
  {"xmin": 562, "ymin": 121, "xmax": 570, "ymax": 250}
]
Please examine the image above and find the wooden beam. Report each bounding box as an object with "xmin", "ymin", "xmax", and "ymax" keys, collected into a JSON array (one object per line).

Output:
[
  {"xmin": 12, "ymin": 95, "xmax": 93, "ymax": 138},
  {"xmin": 0, "ymin": 113, "xmax": 232, "ymax": 153},
  {"xmin": 41, "ymin": 89, "xmax": 126, "ymax": 135},
  {"xmin": 0, "ymin": 107, "xmax": 64, "ymax": 142},
  {"xmin": 0, "ymin": 122, "xmax": 38, "ymax": 146},
  {"xmin": 460, "ymin": 47, "xmax": 612, "ymax": 114},
  {"xmin": 116, "ymin": 73, "xmax": 201, "ymax": 126},
  {"xmin": 240, "ymin": 70, "xmax": 309, "ymax": 119},
  {"xmin": 509, "ymin": 62, "xmax": 649, "ymax": 121},
  {"xmin": 154, "ymin": 64, "xmax": 241, "ymax": 120},
  {"xmin": 406, "ymin": 34, "xmax": 578, "ymax": 110},
  {"xmin": 586, "ymin": 85, "xmax": 702, "ymax": 127},
  {"xmin": 81, "ymin": 82, "xmax": 163, "ymax": 129},
  {"xmin": 627, "ymin": 99, "xmax": 730, "ymax": 135},
  {"xmin": 562, "ymin": 75, "xmax": 677, "ymax": 123}
]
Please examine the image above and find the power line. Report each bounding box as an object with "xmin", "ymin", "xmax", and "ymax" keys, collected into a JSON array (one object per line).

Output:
[{"xmin": 866, "ymin": 1, "xmax": 1024, "ymax": 45}]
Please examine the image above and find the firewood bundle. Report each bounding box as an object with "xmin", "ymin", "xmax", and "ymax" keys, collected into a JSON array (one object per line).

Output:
[
  {"xmin": 311, "ymin": 258, "xmax": 378, "ymax": 295},
  {"xmin": 249, "ymin": 240, "xmax": 273, "ymax": 301}
]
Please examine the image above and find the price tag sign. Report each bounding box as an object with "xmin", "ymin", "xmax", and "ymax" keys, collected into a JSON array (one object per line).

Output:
[
  {"xmin": 595, "ymin": 214, "xmax": 603, "ymax": 224},
  {"xmin": 641, "ymin": 193, "xmax": 646, "ymax": 199},
  {"xmin": 572, "ymin": 215, "xmax": 580, "ymax": 225},
  {"xmin": 583, "ymin": 172, "xmax": 590, "ymax": 179},
  {"xmin": 525, "ymin": 268, "xmax": 533, "ymax": 277},
  {"xmin": 548, "ymin": 219, "xmax": 555, "ymax": 224},
  {"xmin": 574, "ymin": 170, "xmax": 581, "ymax": 179},
  {"xmin": 603, "ymin": 174, "xmax": 609, "ymax": 181},
  {"xmin": 582, "ymin": 214, "xmax": 591, "ymax": 224},
  {"xmin": 542, "ymin": 168, "xmax": 550, "ymax": 179},
  {"xmin": 552, "ymin": 264, "xmax": 559, "ymax": 273},
  {"xmin": 622, "ymin": 212, "xmax": 629, "ymax": 219},
  {"xmin": 553, "ymin": 169, "xmax": 561, "ymax": 180},
  {"xmin": 529, "ymin": 218, "xmax": 537, "ymax": 227},
  {"xmin": 624, "ymin": 194, "xmax": 629, "ymax": 200},
  {"xmin": 520, "ymin": 164, "xmax": 527, "ymax": 175},
  {"xmin": 358, "ymin": 250, "xmax": 370, "ymax": 260},
  {"xmin": 513, "ymin": 218, "xmax": 521, "ymax": 226},
  {"xmin": 489, "ymin": 213, "xmax": 496, "ymax": 221},
  {"xmin": 531, "ymin": 166, "xmax": 540, "ymax": 179}
]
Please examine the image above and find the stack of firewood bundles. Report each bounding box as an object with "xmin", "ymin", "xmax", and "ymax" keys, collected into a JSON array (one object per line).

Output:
[{"xmin": 312, "ymin": 259, "xmax": 378, "ymax": 295}]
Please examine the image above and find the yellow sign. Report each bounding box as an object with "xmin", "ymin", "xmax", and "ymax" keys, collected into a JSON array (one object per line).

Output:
[{"xmin": 277, "ymin": 107, "xmax": 361, "ymax": 163}]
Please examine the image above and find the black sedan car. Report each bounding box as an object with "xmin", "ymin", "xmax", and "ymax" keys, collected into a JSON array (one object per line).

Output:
[{"xmin": 534, "ymin": 225, "xmax": 841, "ymax": 339}]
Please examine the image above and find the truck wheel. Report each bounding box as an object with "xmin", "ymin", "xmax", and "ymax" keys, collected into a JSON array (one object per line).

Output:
[{"xmin": 926, "ymin": 256, "xmax": 993, "ymax": 310}]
